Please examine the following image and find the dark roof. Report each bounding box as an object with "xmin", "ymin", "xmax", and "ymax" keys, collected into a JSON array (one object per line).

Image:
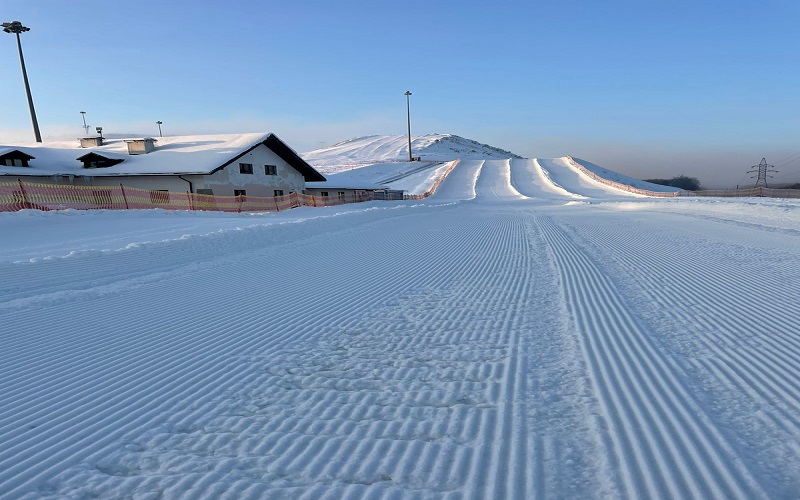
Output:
[
  {"xmin": 210, "ymin": 133, "xmax": 326, "ymax": 182},
  {"xmin": 0, "ymin": 149, "xmax": 35, "ymax": 161},
  {"xmin": 76, "ymin": 152, "xmax": 124, "ymax": 161},
  {"xmin": 76, "ymin": 152, "xmax": 126, "ymax": 168}
]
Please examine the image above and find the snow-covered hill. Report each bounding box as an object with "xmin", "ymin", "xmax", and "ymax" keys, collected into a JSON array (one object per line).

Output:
[
  {"xmin": 303, "ymin": 134, "xmax": 521, "ymax": 174},
  {"xmin": 303, "ymin": 135, "xmax": 679, "ymax": 194}
]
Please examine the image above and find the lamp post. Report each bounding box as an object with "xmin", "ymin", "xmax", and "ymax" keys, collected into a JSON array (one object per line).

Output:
[
  {"xmin": 156, "ymin": 121, "xmax": 163, "ymax": 137},
  {"xmin": 404, "ymin": 91, "xmax": 413, "ymax": 162},
  {"xmin": 80, "ymin": 111, "xmax": 89, "ymax": 136},
  {"xmin": 2, "ymin": 21, "xmax": 41, "ymax": 142}
]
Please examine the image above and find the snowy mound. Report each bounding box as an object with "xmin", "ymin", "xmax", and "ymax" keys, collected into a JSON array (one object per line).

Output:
[{"xmin": 303, "ymin": 134, "xmax": 521, "ymax": 174}]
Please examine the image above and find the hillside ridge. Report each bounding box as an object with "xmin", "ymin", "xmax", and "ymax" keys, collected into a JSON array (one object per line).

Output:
[{"xmin": 303, "ymin": 134, "xmax": 522, "ymax": 171}]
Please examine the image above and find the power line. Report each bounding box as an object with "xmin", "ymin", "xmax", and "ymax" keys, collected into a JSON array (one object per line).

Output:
[
  {"xmin": 774, "ymin": 151, "xmax": 800, "ymax": 165},
  {"xmin": 775, "ymin": 151, "xmax": 800, "ymax": 167}
]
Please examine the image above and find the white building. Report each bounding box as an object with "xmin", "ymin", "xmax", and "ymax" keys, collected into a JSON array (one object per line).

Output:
[{"xmin": 0, "ymin": 133, "xmax": 325, "ymax": 197}]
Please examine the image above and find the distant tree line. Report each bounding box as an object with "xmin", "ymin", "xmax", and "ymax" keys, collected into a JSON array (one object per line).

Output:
[{"xmin": 644, "ymin": 175, "xmax": 702, "ymax": 191}]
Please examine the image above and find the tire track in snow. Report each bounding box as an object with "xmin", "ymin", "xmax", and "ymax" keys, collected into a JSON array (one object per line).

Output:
[{"xmin": 538, "ymin": 215, "xmax": 767, "ymax": 499}]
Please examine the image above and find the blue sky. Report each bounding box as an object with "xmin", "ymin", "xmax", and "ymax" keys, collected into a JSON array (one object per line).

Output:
[{"xmin": 2, "ymin": 0, "xmax": 799, "ymax": 187}]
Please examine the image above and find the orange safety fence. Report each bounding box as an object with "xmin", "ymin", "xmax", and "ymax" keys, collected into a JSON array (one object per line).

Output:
[{"xmin": 0, "ymin": 181, "xmax": 383, "ymax": 213}]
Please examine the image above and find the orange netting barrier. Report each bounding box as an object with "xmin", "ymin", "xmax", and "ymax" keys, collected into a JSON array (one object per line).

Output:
[
  {"xmin": 403, "ymin": 159, "xmax": 461, "ymax": 200},
  {"xmin": 0, "ymin": 180, "xmax": 383, "ymax": 213}
]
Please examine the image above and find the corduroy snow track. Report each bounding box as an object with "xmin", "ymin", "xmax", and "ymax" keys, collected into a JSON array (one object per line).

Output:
[{"xmin": 1, "ymin": 158, "xmax": 798, "ymax": 498}]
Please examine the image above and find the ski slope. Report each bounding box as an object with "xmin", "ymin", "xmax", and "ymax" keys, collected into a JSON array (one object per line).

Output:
[
  {"xmin": 1, "ymin": 159, "xmax": 799, "ymax": 498},
  {"xmin": 304, "ymin": 134, "xmax": 521, "ymax": 173}
]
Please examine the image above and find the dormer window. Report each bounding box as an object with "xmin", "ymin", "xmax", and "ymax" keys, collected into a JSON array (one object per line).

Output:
[
  {"xmin": 76, "ymin": 152, "xmax": 125, "ymax": 169},
  {"xmin": 0, "ymin": 149, "xmax": 35, "ymax": 168}
]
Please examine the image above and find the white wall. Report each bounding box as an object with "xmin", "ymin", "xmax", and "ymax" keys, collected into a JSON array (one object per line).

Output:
[
  {"xmin": 200, "ymin": 144, "xmax": 305, "ymax": 196},
  {"xmin": 85, "ymin": 176, "xmax": 192, "ymax": 192}
]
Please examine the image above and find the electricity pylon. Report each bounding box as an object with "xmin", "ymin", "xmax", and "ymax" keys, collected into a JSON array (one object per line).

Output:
[{"xmin": 747, "ymin": 158, "xmax": 778, "ymax": 188}]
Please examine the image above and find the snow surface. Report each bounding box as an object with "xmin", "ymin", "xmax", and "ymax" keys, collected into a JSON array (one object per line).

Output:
[
  {"xmin": 305, "ymin": 161, "xmax": 457, "ymax": 196},
  {"xmin": 2, "ymin": 159, "xmax": 800, "ymax": 498},
  {"xmin": 303, "ymin": 134, "xmax": 521, "ymax": 173},
  {"xmin": 301, "ymin": 135, "xmax": 673, "ymax": 196},
  {"xmin": 302, "ymin": 134, "xmax": 519, "ymax": 196}
]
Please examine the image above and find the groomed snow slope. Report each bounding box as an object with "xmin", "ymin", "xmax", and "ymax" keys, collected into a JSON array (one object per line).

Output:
[
  {"xmin": 2, "ymin": 161, "xmax": 800, "ymax": 498},
  {"xmin": 303, "ymin": 134, "xmax": 521, "ymax": 174}
]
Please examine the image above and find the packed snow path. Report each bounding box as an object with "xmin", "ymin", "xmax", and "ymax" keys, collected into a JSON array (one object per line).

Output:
[{"xmin": 1, "ymin": 160, "xmax": 799, "ymax": 498}]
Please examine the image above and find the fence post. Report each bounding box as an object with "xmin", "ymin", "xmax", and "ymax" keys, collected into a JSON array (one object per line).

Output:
[
  {"xmin": 187, "ymin": 192, "xmax": 194, "ymax": 211},
  {"xmin": 17, "ymin": 179, "xmax": 30, "ymax": 208},
  {"xmin": 119, "ymin": 184, "xmax": 130, "ymax": 209}
]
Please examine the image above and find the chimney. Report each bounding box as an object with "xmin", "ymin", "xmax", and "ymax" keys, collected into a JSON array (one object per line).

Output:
[
  {"xmin": 124, "ymin": 138, "xmax": 157, "ymax": 155},
  {"xmin": 79, "ymin": 137, "xmax": 103, "ymax": 147}
]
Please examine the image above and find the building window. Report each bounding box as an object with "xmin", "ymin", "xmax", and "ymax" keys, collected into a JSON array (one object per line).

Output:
[
  {"xmin": 234, "ymin": 189, "xmax": 246, "ymax": 197},
  {"xmin": 196, "ymin": 188, "xmax": 213, "ymax": 195},
  {"xmin": 274, "ymin": 189, "xmax": 284, "ymax": 197},
  {"xmin": 150, "ymin": 190, "xmax": 170, "ymax": 204},
  {"xmin": 239, "ymin": 163, "xmax": 253, "ymax": 174},
  {"xmin": 338, "ymin": 191, "xmax": 345, "ymax": 199},
  {"xmin": 320, "ymin": 191, "xmax": 329, "ymax": 197},
  {"xmin": 3, "ymin": 158, "xmax": 27, "ymax": 167},
  {"xmin": 265, "ymin": 164, "xmax": 277, "ymax": 175}
]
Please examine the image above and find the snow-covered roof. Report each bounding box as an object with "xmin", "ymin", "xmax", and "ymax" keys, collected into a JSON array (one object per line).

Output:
[
  {"xmin": 0, "ymin": 147, "xmax": 35, "ymax": 159},
  {"xmin": 0, "ymin": 133, "xmax": 325, "ymax": 181}
]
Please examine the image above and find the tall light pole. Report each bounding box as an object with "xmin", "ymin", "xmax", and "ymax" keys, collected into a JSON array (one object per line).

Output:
[
  {"xmin": 80, "ymin": 111, "xmax": 89, "ymax": 136},
  {"xmin": 404, "ymin": 91, "xmax": 413, "ymax": 162},
  {"xmin": 2, "ymin": 21, "xmax": 41, "ymax": 142},
  {"xmin": 156, "ymin": 121, "xmax": 163, "ymax": 137}
]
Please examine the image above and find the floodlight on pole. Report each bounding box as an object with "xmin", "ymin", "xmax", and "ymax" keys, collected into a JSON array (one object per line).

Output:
[
  {"xmin": 156, "ymin": 121, "xmax": 163, "ymax": 137},
  {"xmin": 2, "ymin": 21, "xmax": 42, "ymax": 142},
  {"xmin": 80, "ymin": 111, "xmax": 89, "ymax": 136},
  {"xmin": 404, "ymin": 91, "xmax": 413, "ymax": 162}
]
